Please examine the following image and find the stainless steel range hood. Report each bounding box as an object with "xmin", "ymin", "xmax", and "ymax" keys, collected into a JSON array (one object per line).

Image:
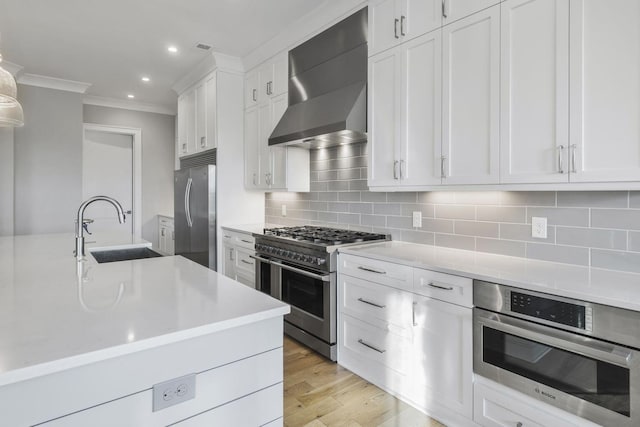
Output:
[{"xmin": 269, "ymin": 7, "xmax": 368, "ymax": 149}]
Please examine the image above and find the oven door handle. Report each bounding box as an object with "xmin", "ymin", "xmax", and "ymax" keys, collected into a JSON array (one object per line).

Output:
[
  {"xmin": 270, "ymin": 260, "xmax": 330, "ymax": 281},
  {"xmin": 249, "ymin": 254, "xmax": 271, "ymax": 264},
  {"xmin": 477, "ymin": 309, "xmax": 635, "ymax": 368}
]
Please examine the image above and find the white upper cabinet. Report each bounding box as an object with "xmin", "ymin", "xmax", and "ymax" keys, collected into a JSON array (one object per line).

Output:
[
  {"xmin": 570, "ymin": 0, "xmax": 640, "ymax": 183},
  {"xmin": 259, "ymin": 52, "xmax": 288, "ymax": 100},
  {"xmin": 442, "ymin": 0, "xmax": 500, "ymax": 24},
  {"xmin": 177, "ymin": 74, "xmax": 218, "ymax": 158},
  {"xmin": 442, "ymin": 5, "xmax": 500, "ymax": 185},
  {"xmin": 244, "ymin": 106, "xmax": 260, "ymax": 188},
  {"xmin": 500, "ymin": 0, "xmax": 569, "ymax": 184},
  {"xmin": 369, "ymin": 31, "xmax": 442, "ymax": 188},
  {"xmin": 369, "ymin": 0, "xmax": 442, "ymax": 56},
  {"xmin": 179, "ymin": 89, "xmax": 197, "ymax": 157}
]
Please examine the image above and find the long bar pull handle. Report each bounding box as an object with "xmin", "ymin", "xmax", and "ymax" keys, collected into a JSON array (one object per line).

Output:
[
  {"xmin": 400, "ymin": 15, "xmax": 406, "ymax": 36},
  {"xmin": 427, "ymin": 282, "xmax": 454, "ymax": 291},
  {"xmin": 358, "ymin": 339, "xmax": 386, "ymax": 354},
  {"xmin": 241, "ymin": 259, "xmax": 253, "ymax": 265},
  {"xmin": 394, "ymin": 18, "xmax": 400, "ymax": 39},
  {"xmin": 570, "ymin": 144, "xmax": 577, "ymax": 174},
  {"xmin": 357, "ymin": 266, "xmax": 386, "ymax": 275},
  {"xmin": 185, "ymin": 178, "xmax": 193, "ymax": 228},
  {"xmin": 357, "ymin": 298, "xmax": 386, "ymax": 309},
  {"xmin": 440, "ymin": 156, "xmax": 447, "ymax": 179},
  {"xmin": 240, "ymin": 239, "xmax": 253, "ymax": 244},
  {"xmin": 393, "ymin": 160, "xmax": 399, "ymax": 179},
  {"xmin": 252, "ymin": 89, "xmax": 257, "ymax": 102},
  {"xmin": 412, "ymin": 301, "xmax": 417, "ymax": 326},
  {"xmin": 558, "ymin": 145, "xmax": 565, "ymax": 174}
]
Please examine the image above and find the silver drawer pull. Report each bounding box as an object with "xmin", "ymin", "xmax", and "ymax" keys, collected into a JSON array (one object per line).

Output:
[
  {"xmin": 357, "ymin": 266, "xmax": 386, "ymax": 275},
  {"xmin": 358, "ymin": 339, "xmax": 386, "ymax": 354},
  {"xmin": 426, "ymin": 282, "xmax": 454, "ymax": 291},
  {"xmin": 241, "ymin": 259, "xmax": 253, "ymax": 265},
  {"xmin": 357, "ymin": 298, "xmax": 386, "ymax": 309},
  {"xmin": 240, "ymin": 239, "xmax": 253, "ymax": 244}
]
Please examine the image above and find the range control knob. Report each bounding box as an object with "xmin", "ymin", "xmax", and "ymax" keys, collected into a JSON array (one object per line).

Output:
[{"xmin": 317, "ymin": 258, "xmax": 326, "ymax": 265}]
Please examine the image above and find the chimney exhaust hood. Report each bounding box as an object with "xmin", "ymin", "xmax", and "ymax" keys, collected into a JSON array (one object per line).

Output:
[{"xmin": 268, "ymin": 7, "xmax": 368, "ymax": 149}]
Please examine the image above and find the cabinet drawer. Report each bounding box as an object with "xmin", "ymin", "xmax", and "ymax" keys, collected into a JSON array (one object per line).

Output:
[
  {"xmin": 474, "ymin": 378, "xmax": 588, "ymax": 427},
  {"xmin": 413, "ymin": 268, "xmax": 472, "ymax": 307},
  {"xmin": 235, "ymin": 249, "xmax": 255, "ymax": 274},
  {"xmin": 221, "ymin": 229, "xmax": 255, "ymax": 250},
  {"xmin": 339, "ymin": 253, "xmax": 412, "ymax": 292},
  {"xmin": 236, "ymin": 270, "xmax": 255, "ymax": 289},
  {"xmin": 341, "ymin": 314, "xmax": 411, "ymax": 375},
  {"xmin": 158, "ymin": 216, "xmax": 174, "ymax": 228},
  {"xmin": 340, "ymin": 274, "xmax": 413, "ymax": 336}
]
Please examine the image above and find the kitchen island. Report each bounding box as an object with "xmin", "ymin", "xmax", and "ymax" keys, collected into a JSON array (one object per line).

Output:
[{"xmin": 0, "ymin": 233, "xmax": 289, "ymax": 426}]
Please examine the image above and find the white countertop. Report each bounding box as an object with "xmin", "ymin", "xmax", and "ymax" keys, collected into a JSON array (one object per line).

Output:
[
  {"xmin": 221, "ymin": 223, "xmax": 284, "ymax": 236},
  {"xmin": 0, "ymin": 233, "xmax": 289, "ymax": 387},
  {"xmin": 340, "ymin": 241, "xmax": 640, "ymax": 312}
]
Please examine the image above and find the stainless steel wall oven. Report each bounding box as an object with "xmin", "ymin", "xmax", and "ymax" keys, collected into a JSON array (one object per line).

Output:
[{"xmin": 474, "ymin": 280, "xmax": 640, "ymax": 427}]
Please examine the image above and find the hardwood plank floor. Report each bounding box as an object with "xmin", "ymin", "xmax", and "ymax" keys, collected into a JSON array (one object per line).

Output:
[{"xmin": 283, "ymin": 337, "xmax": 446, "ymax": 427}]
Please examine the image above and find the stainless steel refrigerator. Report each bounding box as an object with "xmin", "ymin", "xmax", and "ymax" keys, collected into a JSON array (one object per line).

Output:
[{"xmin": 174, "ymin": 165, "xmax": 216, "ymax": 270}]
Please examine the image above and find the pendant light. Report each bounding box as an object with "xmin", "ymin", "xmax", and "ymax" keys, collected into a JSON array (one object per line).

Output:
[{"xmin": 0, "ymin": 51, "xmax": 24, "ymax": 127}]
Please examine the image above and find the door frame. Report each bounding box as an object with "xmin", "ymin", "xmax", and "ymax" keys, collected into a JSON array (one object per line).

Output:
[{"xmin": 82, "ymin": 123, "xmax": 142, "ymax": 238}]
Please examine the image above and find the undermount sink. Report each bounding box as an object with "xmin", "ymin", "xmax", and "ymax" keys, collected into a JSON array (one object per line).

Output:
[{"xmin": 90, "ymin": 247, "xmax": 163, "ymax": 264}]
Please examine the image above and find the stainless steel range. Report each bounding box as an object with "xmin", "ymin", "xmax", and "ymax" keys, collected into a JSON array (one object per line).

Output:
[{"xmin": 251, "ymin": 226, "xmax": 389, "ymax": 361}]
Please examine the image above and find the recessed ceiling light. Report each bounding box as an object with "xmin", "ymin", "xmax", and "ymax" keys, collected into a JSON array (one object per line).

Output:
[
  {"xmin": 127, "ymin": 94, "xmax": 135, "ymax": 99},
  {"xmin": 141, "ymin": 76, "xmax": 150, "ymax": 82},
  {"xmin": 167, "ymin": 46, "xmax": 178, "ymax": 53}
]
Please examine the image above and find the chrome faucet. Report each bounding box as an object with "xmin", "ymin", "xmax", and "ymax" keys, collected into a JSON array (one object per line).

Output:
[{"xmin": 75, "ymin": 196, "xmax": 126, "ymax": 260}]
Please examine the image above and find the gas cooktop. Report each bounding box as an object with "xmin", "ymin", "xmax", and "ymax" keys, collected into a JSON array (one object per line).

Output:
[{"xmin": 263, "ymin": 226, "xmax": 388, "ymax": 247}]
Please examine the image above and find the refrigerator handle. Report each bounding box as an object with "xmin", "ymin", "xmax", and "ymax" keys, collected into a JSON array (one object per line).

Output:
[{"xmin": 185, "ymin": 178, "xmax": 193, "ymax": 228}]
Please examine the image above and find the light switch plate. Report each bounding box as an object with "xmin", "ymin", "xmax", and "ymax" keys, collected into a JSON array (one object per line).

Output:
[
  {"xmin": 153, "ymin": 373, "xmax": 196, "ymax": 412},
  {"xmin": 412, "ymin": 211, "xmax": 422, "ymax": 228},
  {"xmin": 531, "ymin": 217, "xmax": 548, "ymax": 239}
]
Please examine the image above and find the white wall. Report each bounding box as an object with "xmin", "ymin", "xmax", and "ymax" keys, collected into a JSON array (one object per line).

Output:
[
  {"xmin": 14, "ymin": 85, "xmax": 84, "ymax": 235},
  {"xmin": 83, "ymin": 105, "xmax": 175, "ymax": 248},
  {"xmin": 0, "ymin": 128, "xmax": 14, "ymax": 236}
]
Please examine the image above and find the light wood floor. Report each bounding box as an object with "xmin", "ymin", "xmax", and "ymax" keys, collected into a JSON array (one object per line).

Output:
[{"xmin": 283, "ymin": 337, "xmax": 446, "ymax": 427}]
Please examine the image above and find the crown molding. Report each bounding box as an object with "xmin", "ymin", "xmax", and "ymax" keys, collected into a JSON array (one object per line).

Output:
[
  {"xmin": 171, "ymin": 51, "xmax": 244, "ymax": 96},
  {"xmin": 2, "ymin": 61, "xmax": 23, "ymax": 78},
  {"xmin": 17, "ymin": 73, "xmax": 92, "ymax": 93},
  {"xmin": 83, "ymin": 95, "xmax": 176, "ymax": 116}
]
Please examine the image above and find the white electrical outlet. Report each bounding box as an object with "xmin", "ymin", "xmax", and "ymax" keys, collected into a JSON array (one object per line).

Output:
[
  {"xmin": 531, "ymin": 217, "xmax": 548, "ymax": 239},
  {"xmin": 153, "ymin": 373, "xmax": 196, "ymax": 411},
  {"xmin": 281, "ymin": 205, "xmax": 287, "ymax": 216},
  {"xmin": 412, "ymin": 211, "xmax": 422, "ymax": 228}
]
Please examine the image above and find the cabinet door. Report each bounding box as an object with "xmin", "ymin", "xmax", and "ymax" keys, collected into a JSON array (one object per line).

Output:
[
  {"xmin": 271, "ymin": 52, "xmax": 288, "ymax": 97},
  {"xmin": 258, "ymin": 102, "xmax": 272, "ymax": 189},
  {"xmin": 368, "ymin": 47, "xmax": 402, "ymax": 187},
  {"xmin": 400, "ymin": 30, "xmax": 442, "ymax": 186},
  {"xmin": 244, "ymin": 106, "xmax": 261, "ymax": 189},
  {"xmin": 269, "ymin": 93, "xmax": 288, "ymax": 190},
  {"xmin": 412, "ymin": 295, "xmax": 473, "ymax": 417},
  {"xmin": 402, "ymin": 0, "xmax": 442, "ymax": 40},
  {"xmin": 244, "ymin": 70, "xmax": 259, "ymax": 108},
  {"xmin": 443, "ymin": 0, "xmax": 499, "ymax": 24},
  {"xmin": 501, "ymin": 0, "xmax": 569, "ymax": 184},
  {"xmin": 442, "ymin": 5, "xmax": 500, "ymax": 185},
  {"xmin": 184, "ymin": 89, "xmax": 197, "ymax": 155},
  {"xmin": 259, "ymin": 63, "xmax": 274, "ymax": 100},
  {"xmin": 222, "ymin": 243, "xmax": 236, "ymax": 279},
  {"xmin": 177, "ymin": 95, "xmax": 188, "ymax": 156},
  {"xmin": 570, "ymin": 0, "xmax": 640, "ymax": 182},
  {"xmin": 369, "ymin": 0, "xmax": 400, "ymax": 56},
  {"xmin": 195, "ymin": 83, "xmax": 207, "ymax": 152},
  {"xmin": 204, "ymin": 74, "xmax": 217, "ymax": 150}
]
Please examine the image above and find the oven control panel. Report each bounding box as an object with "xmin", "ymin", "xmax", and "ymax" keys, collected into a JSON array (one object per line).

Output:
[
  {"xmin": 510, "ymin": 291, "xmax": 593, "ymax": 332},
  {"xmin": 255, "ymin": 243, "xmax": 328, "ymax": 268}
]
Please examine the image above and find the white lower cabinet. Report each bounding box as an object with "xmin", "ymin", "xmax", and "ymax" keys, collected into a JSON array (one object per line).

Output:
[
  {"xmin": 221, "ymin": 228, "xmax": 255, "ymax": 288},
  {"xmin": 157, "ymin": 215, "xmax": 174, "ymax": 255},
  {"xmin": 337, "ymin": 253, "xmax": 473, "ymax": 426}
]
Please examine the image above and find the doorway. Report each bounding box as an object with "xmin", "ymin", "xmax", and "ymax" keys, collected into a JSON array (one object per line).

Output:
[{"xmin": 82, "ymin": 124, "xmax": 142, "ymax": 238}]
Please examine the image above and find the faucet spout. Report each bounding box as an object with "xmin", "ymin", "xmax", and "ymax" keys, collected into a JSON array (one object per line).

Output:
[{"xmin": 75, "ymin": 196, "xmax": 126, "ymax": 260}]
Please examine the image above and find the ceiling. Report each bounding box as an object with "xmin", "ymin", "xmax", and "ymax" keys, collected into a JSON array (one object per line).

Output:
[{"xmin": 0, "ymin": 0, "xmax": 323, "ymax": 111}]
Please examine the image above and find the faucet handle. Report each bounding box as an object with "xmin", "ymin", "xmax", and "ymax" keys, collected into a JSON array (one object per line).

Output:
[{"xmin": 81, "ymin": 218, "xmax": 93, "ymax": 235}]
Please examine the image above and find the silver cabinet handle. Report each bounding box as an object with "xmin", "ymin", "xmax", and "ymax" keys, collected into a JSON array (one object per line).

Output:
[
  {"xmin": 229, "ymin": 248, "xmax": 234, "ymax": 261},
  {"xmin": 412, "ymin": 301, "xmax": 417, "ymax": 326},
  {"xmin": 570, "ymin": 144, "xmax": 577, "ymax": 174},
  {"xmin": 241, "ymin": 259, "xmax": 253, "ymax": 265},
  {"xmin": 393, "ymin": 160, "xmax": 399, "ymax": 179},
  {"xmin": 440, "ymin": 156, "xmax": 447, "ymax": 178},
  {"xmin": 200, "ymin": 136, "xmax": 206, "ymax": 148},
  {"xmin": 442, "ymin": 0, "xmax": 448, "ymax": 18},
  {"xmin": 271, "ymin": 260, "xmax": 330, "ymax": 281},
  {"xmin": 252, "ymin": 173, "xmax": 257, "ymax": 186},
  {"xmin": 558, "ymin": 145, "xmax": 565, "ymax": 174},
  {"xmin": 399, "ymin": 159, "xmax": 405, "ymax": 179},
  {"xmin": 358, "ymin": 339, "xmax": 386, "ymax": 354},
  {"xmin": 252, "ymin": 89, "xmax": 257, "ymax": 102},
  {"xmin": 185, "ymin": 178, "xmax": 193, "ymax": 228},
  {"xmin": 223, "ymin": 234, "xmax": 231, "ymax": 239},
  {"xmin": 240, "ymin": 239, "xmax": 253, "ymax": 244},
  {"xmin": 400, "ymin": 15, "xmax": 406, "ymax": 36},
  {"xmin": 357, "ymin": 298, "xmax": 386, "ymax": 309},
  {"xmin": 357, "ymin": 266, "xmax": 386, "ymax": 275},
  {"xmin": 394, "ymin": 18, "xmax": 400, "ymax": 39},
  {"xmin": 161, "ymin": 228, "xmax": 165, "ymax": 237},
  {"xmin": 182, "ymin": 143, "xmax": 187, "ymax": 152},
  {"xmin": 427, "ymin": 282, "xmax": 454, "ymax": 291}
]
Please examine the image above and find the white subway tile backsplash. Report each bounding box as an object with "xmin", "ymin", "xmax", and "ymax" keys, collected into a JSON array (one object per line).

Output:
[{"xmin": 265, "ymin": 142, "xmax": 640, "ymax": 273}]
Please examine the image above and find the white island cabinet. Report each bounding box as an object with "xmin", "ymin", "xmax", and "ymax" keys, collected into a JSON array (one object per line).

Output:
[{"xmin": 0, "ymin": 233, "xmax": 288, "ymax": 426}]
